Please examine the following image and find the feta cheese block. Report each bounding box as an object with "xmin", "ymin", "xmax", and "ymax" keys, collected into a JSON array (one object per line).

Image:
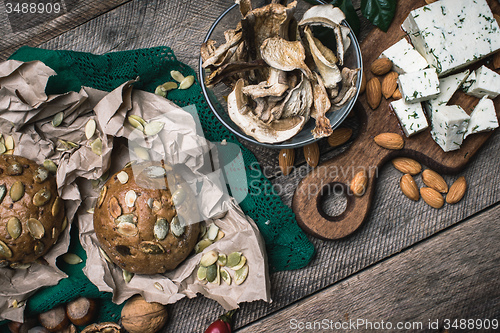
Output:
[
  {"xmin": 398, "ymin": 68, "xmax": 440, "ymax": 103},
  {"xmin": 466, "ymin": 65, "xmax": 500, "ymax": 99},
  {"xmin": 381, "ymin": 38, "xmax": 428, "ymax": 74},
  {"xmin": 461, "ymin": 71, "xmax": 476, "ymax": 93},
  {"xmin": 430, "ymin": 105, "xmax": 470, "ymax": 152},
  {"xmin": 427, "ymin": 69, "xmax": 471, "ymax": 108},
  {"xmin": 402, "ymin": 0, "xmax": 500, "ymax": 76},
  {"xmin": 464, "ymin": 96, "xmax": 499, "ymax": 138},
  {"xmin": 390, "ymin": 99, "xmax": 429, "ymax": 137}
]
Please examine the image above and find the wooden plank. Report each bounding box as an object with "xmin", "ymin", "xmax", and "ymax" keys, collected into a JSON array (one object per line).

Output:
[
  {"xmin": 0, "ymin": 0, "xmax": 133, "ymax": 61},
  {"xmin": 237, "ymin": 203, "xmax": 500, "ymax": 332}
]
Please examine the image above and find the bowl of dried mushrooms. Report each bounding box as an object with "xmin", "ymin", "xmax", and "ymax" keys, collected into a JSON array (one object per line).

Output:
[{"xmin": 199, "ymin": 0, "xmax": 362, "ymax": 148}]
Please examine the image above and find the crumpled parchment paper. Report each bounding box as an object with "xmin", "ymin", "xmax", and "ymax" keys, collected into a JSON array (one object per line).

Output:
[{"xmin": 0, "ymin": 60, "xmax": 271, "ymax": 321}]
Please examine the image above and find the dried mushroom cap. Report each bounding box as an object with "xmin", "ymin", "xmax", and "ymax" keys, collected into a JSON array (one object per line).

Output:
[
  {"xmin": 301, "ymin": 4, "xmax": 345, "ymax": 24},
  {"xmin": 242, "ymin": 81, "xmax": 289, "ymax": 99},
  {"xmin": 205, "ymin": 59, "xmax": 266, "ymax": 87},
  {"xmin": 260, "ymin": 37, "xmax": 312, "ymax": 79},
  {"xmin": 280, "ymin": 73, "xmax": 313, "ymax": 119},
  {"xmin": 331, "ymin": 67, "xmax": 359, "ymax": 108},
  {"xmin": 311, "ymin": 73, "xmax": 333, "ymax": 139},
  {"xmin": 238, "ymin": 0, "xmax": 252, "ymax": 17},
  {"xmin": 201, "ymin": 30, "xmax": 243, "ymax": 68},
  {"xmin": 228, "ymin": 79, "xmax": 307, "ymax": 143}
]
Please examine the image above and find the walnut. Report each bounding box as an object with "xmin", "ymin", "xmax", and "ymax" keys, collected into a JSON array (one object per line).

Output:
[
  {"xmin": 121, "ymin": 295, "xmax": 168, "ymax": 333},
  {"xmin": 81, "ymin": 322, "xmax": 122, "ymax": 333}
]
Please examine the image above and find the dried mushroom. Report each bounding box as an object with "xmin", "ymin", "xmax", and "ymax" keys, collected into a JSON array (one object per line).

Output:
[{"xmin": 202, "ymin": 1, "xmax": 359, "ymax": 142}]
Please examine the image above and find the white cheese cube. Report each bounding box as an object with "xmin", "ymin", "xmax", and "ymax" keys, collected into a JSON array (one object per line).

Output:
[
  {"xmin": 390, "ymin": 99, "xmax": 429, "ymax": 137},
  {"xmin": 430, "ymin": 105, "xmax": 470, "ymax": 152},
  {"xmin": 402, "ymin": 0, "xmax": 500, "ymax": 76},
  {"xmin": 464, "ymin": 96, "xmax": 499, "ymax": 138},
  {"xmin": 461, "ymin": 71, "xmax": 476, "ymax": 93},
  {"xmin": 398, "ymin": 68, "xmax": 440, "ymax": 103},
  {"xmin": 427, "ymin": 70, "xmax": 470, "ymax": 109},
  {"xmin": 381, "ymin": 38, "xmax": 428, "ymax": 74},
  {"xmin": 466, "ymin": 65, "xmax": 500, "ymax": 99}
]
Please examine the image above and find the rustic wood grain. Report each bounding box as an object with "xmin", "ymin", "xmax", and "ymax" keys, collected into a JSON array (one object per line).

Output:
[{"xmin": 237, "ymin": 203, "xmax": 500, "ymax": 332}]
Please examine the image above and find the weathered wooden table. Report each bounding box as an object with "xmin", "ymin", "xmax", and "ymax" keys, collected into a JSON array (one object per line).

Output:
[{"xmin": 1, "ymin": 0, "xmax": 499, "ymax": 331}]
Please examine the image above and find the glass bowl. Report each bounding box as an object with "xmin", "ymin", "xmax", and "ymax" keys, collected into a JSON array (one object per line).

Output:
[{"xmin": 198, "ymin": 0, "xmax": 363, "ymax": 149}]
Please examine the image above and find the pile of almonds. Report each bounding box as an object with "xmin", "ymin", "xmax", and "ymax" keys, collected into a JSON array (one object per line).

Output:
[
  {"xmin": 360, "ymin": 57, "xmax": 401, "ymax": 110},
  {"xmin": 393, "ymin": 157, "xmax": 467, "ymax": 208}
]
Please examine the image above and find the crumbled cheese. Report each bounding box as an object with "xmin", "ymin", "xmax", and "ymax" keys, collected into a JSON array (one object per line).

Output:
[
  {"xmin": 381, "ymin": 38, "xmax": 428, "ymax": 74},
  {"xmin": 402, "ymin": 0, "xmax": 500, "ymax": 76},
  {"xmin": 390, "ymin": 99, "xmax": 429, "ymax": 137},
  {"xmin": 464, "ymin": 96, "xmax": 499, "ymax": 138},
  {"xmin": 430, "ymin": 105, "xmax": 470, "ymax": 152},
  {"xmin": 466, "ymin": 65, "xmax": 500, "ymax": 99},
  {"xmin": 398, "ymin": 68, "xmax": 440, "ymax": 103}
]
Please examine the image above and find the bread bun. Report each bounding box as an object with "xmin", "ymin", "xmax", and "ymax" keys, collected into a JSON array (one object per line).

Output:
[
  {"xmin": 93, "ymin": 161, "xmax": 200, "ymax": 274},
  {"xmin": 0, "ymin": 155, "xmax": 66, "ymax": 267}
]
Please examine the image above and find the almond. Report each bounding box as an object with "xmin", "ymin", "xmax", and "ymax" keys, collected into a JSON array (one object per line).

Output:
[
  {"xmin": 382, "ymin": 72, "xmax": 399, "ymax": 99},
  {"xmin": 328, "ymin": 128, "xmax": 352, "ymax": 147},
  {"xmin": 374, "ymin": 133, "xmax": 404, "ymax": 150},
  {"xmin": 493, "ymin": 52, "xmax": 500, "ymax": 70},
  {"xmin": 278, "ymin": 148, "xmax": 295, "ymax": 176},
  {"xmin": 400, "ymin": 174, "xmax": 419, "ymax": 201},
  {"xmin": 303, "ymin": 142, "xmax": 319, "ymax": 168},
  {"xmin": 422, "ymin": 169, "xmax": 448, "ymax": 193},
  {"xmin": 359, "ymin": 71, "xmax": 367, "ymax": 94},
  {"xmin": 392, "ymin": 88, "xmax": 402, "ymax": 100},
  {"xmin": 350, "ymin": 170, "xmax": 368, "ymax": 197},
  {"xmin": 446, "ymin": 176, "xmax": 467, "ymax": 204},
  {"xmin": 370, "ymin": 58, "xmax": 393, "ymax": 76},
  {"xmin": 420, "ymin": 187, "xmax": 444, "ymax": 209},
  {"xmin": 366, "ymin": 77, "xmax": 382, "ymax": 109},
  {"xmin": 391, "ymin": 157, "xmax": 422, "ymax": 175}
]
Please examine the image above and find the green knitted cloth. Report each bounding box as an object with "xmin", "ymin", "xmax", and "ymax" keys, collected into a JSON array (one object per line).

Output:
[{"xmin": 3, "ymin": 46, "xmax": 315, "ymax": 323}]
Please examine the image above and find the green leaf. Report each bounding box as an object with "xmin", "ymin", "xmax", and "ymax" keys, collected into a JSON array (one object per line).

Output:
[{"xmin": 360, "ymin": 0, "xmax": 396, "ymax": 32}]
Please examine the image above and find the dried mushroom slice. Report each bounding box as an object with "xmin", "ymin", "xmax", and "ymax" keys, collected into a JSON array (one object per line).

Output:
[
  {"xmin": 310, "ymin": 73, "xmax": 333, "ymax": 139},
  {"xmin": 331, "ymin": 67, "xmax": 359, "ymax": 108},
  {"xmin": 260, "ymin": 37, "xmax": 312, "ymax": 79},
  {"xmin": 202, "ymin": 31, "xmax": 243, "ymax": 68},
  {"xmin": 280, "ymin": 73, "xmax": 313, "ymax": 119},
  {"xmin": 204, "ymin": 59, "xmax": 266, "ymax": 87}
]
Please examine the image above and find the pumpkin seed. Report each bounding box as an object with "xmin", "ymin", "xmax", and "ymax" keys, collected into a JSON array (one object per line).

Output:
[
  {"xmin": 4, "ymin": 136, "xmax": 14, "ymax": 150},
  {"xmin": 206, "ymin": 264, "xmax": 217, "ymax": 283},
  {"xmin": 116, "ymin": 171, "xmax": 129, "ymax": 184},
  {"xmin": 0, "ymin": 260, "xmax": 9, "ymax": 268},
  {"xmin": 172, "ymin": 187, "xmax": 186, "ymax": 207},
  {"xmin": 206, "ymin": 223, "xmax": 219, "ymax": 241},
  {"xmin": 200, "ymin": 250, "xmax": 218, "ymax": 267},
  {"xmin": 10, "ymin": 181, "xmax": 24, "ymax": 202},
  {"xmin": 161, "ymin": 81, "xmax": 178, "ymax": 91},
  {"xmin": 10, "ymin": 262, "xmax": 31, "ymax": 269},
  {"xmin": 91, "ymin": 138, "xmax": 103, "ymax": 156},
  {"xmin": 115, "ymin": 214, "xmax": 137, "ymax": 225},
  {"xmin": 61, "ymin": 217, "xmax": 68, "ymax": 231},
  {"xmin": 10, "ymin": 300, "xmax": 18, "ymax": 309},
  {"xmin": 195, "ymin": 239, "xmax": 213, "ymax": 254},
  {"xmin": 220, "ymin": 267, "xmax": 231, "ymax": 285},
  {"xmin": 91, "ymin": 179, "xmax": 100, "ymax": 188},
  {"xmin": 144, "ymin": 165, "xmax": 166, "ymax": 178},
  {"xmin": 234, "ymin": 264, "xmax": 249, "ymax": 285},
  {"xmin": 52, "ymin": 227, "xmax": 57, "ymax": 239},
  {"xmin": 99, "ymin": 247, "xmax": 112, "ymax": 263},
  {"xmin": 215, "ymin": 230, "xmax": 225, "ymax": 242},
  {"xmin": 179, "ymin": 75, "xmax": 195, "ymax": 90},
  {"xmin": 154, "ymin": 218, "xmax": 169, "ymax": 240},
  {"xmin": 52, "ymin": 197, "xmax": 63, "ymax": 216},
  {"xmin": 134, "ymin": 147, "xmax": 149, "ymax": 160},
  {"xmin": 129, "ymin": 115, "xmax": 147, "ymax": 127},
  {"xmin": 231, "ymin": 255, "xmax": 247, "ymax": 271},
  {"xmin": 155, "ymin": 85, "xmax": 167, "ymax": 97},
  {"xmin": 154, "ymin": 282, "xmax": 164, "ymax": 291},
  {"xmin": 0, "ymin": 142, "xmax": 6, "ymax": 155},
  {"xmin": 52, "ymin": 112, "xmax": 64, "ymax": 127},
  {"xmin": 197, "ymin": 266, "xmax": 207, "ymax": 281},
  {"xmin": 144, "ymin": 121, "xmax": 165, "ymax": 136},
  {"xmin": 28, "ymin": 218, "xmax": 45, "ymax": 239},
  {"xmin": 67, "ymin": 141, "xmax": 79, "ymax": 148},
  {"xmin": 7, "ymin": 217, "xmax": 22, "ymax": 239},
  {"xmin": 117, "ymin": 222, "xmax": 138, "ymax": 237},
  {"xmin": 0, "ymin": 240, "xmax": 12, "ymax": 258},
  {"xmin": 227, "ymin": 252, "xmax": 242, "ymax": 268},
  {"xmin": 199, "ymin": 223, "xmax": 207, "ymax": 239},
  {"xmin": 217, "ymin": 253, "xmax": 227, "ymax": 266},
  {"xmin": 34, "ymin": 167, "xmax": 49, "ymax": 183},
  {"xmin": 170, "ymin": 70, "xmax": 185, "ymax": 83},
  {"xmin": 43, "ymin": 160, "xmax": 58, "ymax": 174},
  {"xmin": 123, "ymin": 270, "xmax": 134, "ymax": 283},
  {"xmin": 0, "ymin": 185, "xmax": 6, "ymax": 204},
  {"xmin": 139, "ymin": 241, "xmax": 165, "ymax": 254},
  {"xmin": 33, "ymin": 188, "xmax": 51, "ymax": 206},
  {"xmin": 124, "ymin": 190, "xmax": 137, "ymax": 208},
  {"xmin": 85, "ymin": 119, "xmax": 97, "ymax": 140},
  {"xmin": 97, "ymin": 186, "xmax": 107, "ymax": 208},
  {"xmin": 6, "ymin": 162, "xmax": 23, "ymax": 176},
  {"xmin": 128, "ymin": 117, "xmax": 145, "ymax": 132},
  {"xmin": 109, "ymin": 196, "xmax": 122, "ymax": 218},
  {"xmin": 216, "ymin": 263, "xmax": 221, "ymax": 285},
  {"xmin": 34, "ymin": 241, "xmax": 45, "ymax": 255},
  {"xmin": 170, "ymin": 215, "xmax": 185, "ymax": 237}
]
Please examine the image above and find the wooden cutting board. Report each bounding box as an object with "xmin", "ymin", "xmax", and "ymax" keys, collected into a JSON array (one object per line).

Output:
[{"xmin": 292, "ymin": 0, "xmax": 500, "ymax": 240}]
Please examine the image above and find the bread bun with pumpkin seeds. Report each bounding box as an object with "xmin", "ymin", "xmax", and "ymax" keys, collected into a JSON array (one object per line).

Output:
[
  {"xmin": 93, "ymin": 161, "xmax": 201, "ymax": 274},
  {"xmin": 0, "ymin": 155, "xmax": 66, "ymax": 267}
]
